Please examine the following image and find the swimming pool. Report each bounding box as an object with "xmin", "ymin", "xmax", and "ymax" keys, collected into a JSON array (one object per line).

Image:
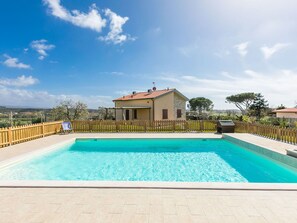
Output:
[{"xmin": 0, "ymin": 138, "xmax": 297, "ymax": 183}]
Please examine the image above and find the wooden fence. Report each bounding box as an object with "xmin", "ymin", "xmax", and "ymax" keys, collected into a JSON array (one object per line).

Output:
[
  {"xmin": 71, "ymin": 120, "xmax": 217, "ymax": 133},
  {"xmin": 234, "ymin": 121, "xmax": 297, "ymax": 144},
  {"xmin": 0, "ymin": 121, "xmax": 62, "ymax": 148},
  {"xmin": 1, "ymin": 120, "xmax": 297, "ymax": 148}
]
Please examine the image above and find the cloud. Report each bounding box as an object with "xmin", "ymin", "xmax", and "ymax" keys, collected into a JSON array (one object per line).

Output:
[
  {"xmin": 157, "ymin": 69, "xmax": 297, "ymax": 109},
  {"xmin": 178, "ymin": 44, "xmax": 199, "ymax": 57},
  {"xmin": 43, "ymin": 0, "xmax": 106, "ymax": 32},
  {"xmin": 30, "ymin": 39, "xmax": 55, "ymax": 60},
  {"xmin": 214, "ymin": 50, "xmax": 230, "ymax": 58},
  {"xmin": 99, "ymin": 9, "xmax": 134, "ymax": 44},
  {"xmin": 2, "ymin": 55, "xmax": 31, "ymax": 69},
  {"xmin": 0, "ymin": 75, "xmax": 38, "ymax": 87},
  {"xmin": 260, "ymin": 43, "xmax": 291, "ymax": 59},
  {"xmin": 234, "ymin": 42, "xmax": 249, "ymax": 57},
  {"xmin": 0, "ymin": 85, "xmax": 113, "ymax": 108},
  {"xmin": 44, "ymin": 1, "xmax": 133, "ymax": 44}
]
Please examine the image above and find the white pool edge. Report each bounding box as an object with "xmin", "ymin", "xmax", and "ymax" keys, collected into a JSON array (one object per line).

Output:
[{"xmin": 0, "ymin": 180, "xmax": 297, "ymax": 191}]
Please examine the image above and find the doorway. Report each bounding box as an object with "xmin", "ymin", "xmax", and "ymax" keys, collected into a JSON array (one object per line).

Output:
[{"xmin": 125, "ymin": 109, "xmax": 130, "ymax": 120}]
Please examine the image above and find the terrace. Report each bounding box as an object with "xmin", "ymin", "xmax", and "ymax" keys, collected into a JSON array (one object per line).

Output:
[{"xmin": 0, "ymin": 121, "xmax": 297, "ymax": 222}]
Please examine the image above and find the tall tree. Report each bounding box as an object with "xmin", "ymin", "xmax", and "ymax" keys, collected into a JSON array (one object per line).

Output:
[
  {"xmin": 249, "ymin": 93, "xmax": 269, "ymax": 119},
  {"xmin": 51, "ymin": 100, "xmax": 89, "ymax": 121},
  {"xmin": 189, "ymin": 97, "xmax": 214, "ymax": 115},
  {"xmin": 226, "ymin": 92, "xmax": 256, "ymax": 114}
]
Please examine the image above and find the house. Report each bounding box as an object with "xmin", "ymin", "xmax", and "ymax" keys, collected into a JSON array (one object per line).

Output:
[
  {"xmin": 113, "ymin": 88, "xmax": 188, "ymax": 121},
  {"xmin": 273, "ymin": 108, "xmax": 297, "ymax": 119}
]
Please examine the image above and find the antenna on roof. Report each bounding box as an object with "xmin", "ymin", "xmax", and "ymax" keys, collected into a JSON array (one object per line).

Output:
[{"xmin": 152, "ymin": 82, "xmax": 156, "ymax": 91}]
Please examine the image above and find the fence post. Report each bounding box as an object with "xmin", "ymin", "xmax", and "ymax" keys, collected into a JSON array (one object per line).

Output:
[
  {"xmin": 185, "ymin": 121, "xmax": 189, "ymax": 132},
  {"xmin": 42, "ymin": 122, "xmax": 45, "ymax": 137},
  {"xmin": 173, "ymin": 121, "xmax": 176, "ymax": 132},
  {"xmin": 144, "ymin": 121, "xmax": 147, "ymax": 132},
  {"xmin": 277, "ymin": 128, "xmax": 281, "ymax": 141},
  {"xmin": 116, "ymin": 121, "xmax": 119, "ymax": 132},
  {"xmin": 200, "ymin": 120, "xmax": 204, "ymax": 132},
  {"xmin": 8, "ymin": 127, "xmax": 12, "ymax": 146}
]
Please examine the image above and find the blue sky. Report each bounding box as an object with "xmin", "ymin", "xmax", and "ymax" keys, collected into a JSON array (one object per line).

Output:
[{"xmin": 0, "ymin": 0, "xmax": 297, "ymax": 109}]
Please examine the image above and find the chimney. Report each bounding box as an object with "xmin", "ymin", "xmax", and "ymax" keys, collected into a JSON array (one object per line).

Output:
[
  {"xmin": 147, "ymin": 89, "xmax": 152, "ymax": 94},
  {"xmin": 132, "ymin": 91, "xmax": 136, "ymax": 95},
  {"xmin": 152, "ymin": 87, "xmax": 156, "ymax": 91}
]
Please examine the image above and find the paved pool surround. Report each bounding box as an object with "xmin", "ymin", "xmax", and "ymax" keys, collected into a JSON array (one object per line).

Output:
[{"xmin": 0, "ymin": 133, "xmax": 297, "ymax": 190}]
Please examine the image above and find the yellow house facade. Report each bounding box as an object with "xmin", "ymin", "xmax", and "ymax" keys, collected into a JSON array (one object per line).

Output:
[{"xmin": 113, "ymin": 88, "xmax": 188, "ymax": 121}]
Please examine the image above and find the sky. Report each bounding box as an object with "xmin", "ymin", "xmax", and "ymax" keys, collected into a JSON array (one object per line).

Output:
[{"xmin": 0, "ymin": 0, "xmax": 297, "ymax": 109}]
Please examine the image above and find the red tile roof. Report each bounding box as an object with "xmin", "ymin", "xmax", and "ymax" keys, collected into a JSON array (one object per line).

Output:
[
  {"xmin": 273, "ymin": 108, "xmax": 297, "ymax": 113},
  {"xmin": 113, "ymin": 89, "xmax": 183, "ymax": 101}
]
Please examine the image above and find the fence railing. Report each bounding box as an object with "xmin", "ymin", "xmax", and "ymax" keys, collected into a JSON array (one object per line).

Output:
[
  {"xmin": 1, "ymin": 120, "xmax": 297, "ymax": 148},
  {"xmin": 71, "ymin": 120, "xmax": 217, "ymax": 133},
  {"xmin": 234, "ymin": 121, "xmax": 297, "ymax": 144},
  {"xmin": 0, "ymin": 121, "xmax": 62, "ymax": 148}
]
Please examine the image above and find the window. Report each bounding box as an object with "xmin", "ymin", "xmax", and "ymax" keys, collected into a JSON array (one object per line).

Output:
[
  {"xmin": 162, "ymin": 109, "xmax": 168, "ymax": 119},
  {"xmin": 177, "ymin": 109, "xmax": 182, "ymax": 118},
  {"xmin": 133, "ymin": 109, "xmax": 137, "ymax": 119}
]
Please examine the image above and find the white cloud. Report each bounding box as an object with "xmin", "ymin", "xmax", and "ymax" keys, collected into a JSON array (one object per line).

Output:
[
  {"xmin": 214, "ymin": 50, "xmax": 230, "ymax": 58},
  {"xmin": 44, "ymin": 1, "xmax": 134, "ymax": 44},
  {"xmin": 30, "ymin": 39, "xmax": 55, "ymax": 60},
  {"xmin": 234, "ymin": 42, "xmax": 249, "ymax": 57},
  {"xmin": 260, "ymin": 43, "xmax": 290, "ymax": 59},
  {"xmin": 157, "ymin": 69, "xmax": 297, "ymax": 109},
  {"xmin": 99, "ymin": 9, "xmax": 134, "ymax": 44},
  {"xmin": 0, "ymin": 85, "xmax": 113, "ymax": 108},
  {"xmin": 2, "ymin": 55, "xmax": 31, "ymax": 69},
  {"xmin": 43, "ymin": 0, "xmax": 106, "ymax": 32},
  {"xmin": 0, "ymin": 75, "xmax": 38, "ymax": 87},
  {"xmin": 178, "ymin": 44, "xmax": 199, "ymax": 57}
]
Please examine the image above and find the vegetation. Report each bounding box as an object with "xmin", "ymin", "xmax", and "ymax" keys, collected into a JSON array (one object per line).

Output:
[
  {"xmin": 97, "ymin": 107, "xmax": 115, "ymax": 120},
  {"xmin": 225, "ymin": 92, "xmax": 256, "ymax": 114},
  {"xmin": 189, "ymin": 97, "xmax": 214, "ymax": 115},
  {"xmin": 51, "ymin": 100, "xmax": 89, "ymax": 121},
  {"xmin": 276, "ymin": 104, "xmax": 286, "ymax": 110},
  {"xmin": 249, "ymin": 93, "xmax": 269, "ymax": 120}
]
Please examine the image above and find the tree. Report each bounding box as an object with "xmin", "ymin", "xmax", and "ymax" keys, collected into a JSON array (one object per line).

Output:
[
  {"xmin": 189, "ymin": 97, "xmax": 214, "ymax": 115},
  {"xmin": 226, "ymin": 92, "xmax": 256, "ymax": 114},
  {"xmin": 51, "ymin": 100, "xmax": 89, "ymax": 121},
  {"xmin": 97, "ymin": 107, "xmax": 115, "ymax": 120},
  {"xmin": 276, "ymin": 104, "xmax": 286, "ymax": 110},
  {"xmin": 249, "ymin": 93, "xmax": 269, "ymax": 119}
]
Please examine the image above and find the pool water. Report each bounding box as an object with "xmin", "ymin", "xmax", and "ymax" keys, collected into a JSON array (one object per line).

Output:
[{"xmin": 0, "ymin": 138, "xmax": 297, "ymax": 182}]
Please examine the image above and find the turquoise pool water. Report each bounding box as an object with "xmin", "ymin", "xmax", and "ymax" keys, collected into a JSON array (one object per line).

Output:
[{"xmin": 0, "ymin": 138, "xmax": 297, "ymax": 182}]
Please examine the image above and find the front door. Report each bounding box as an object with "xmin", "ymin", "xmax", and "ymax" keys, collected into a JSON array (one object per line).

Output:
[{"xmin": 125, "ymin": 109, "xmax": 130, "ymax": 120}]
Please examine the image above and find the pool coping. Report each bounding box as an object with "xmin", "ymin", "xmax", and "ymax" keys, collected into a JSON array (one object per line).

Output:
[
  {"xmin": 0, "ymin": 133, "xmax": 297, "ymax": 190},
  {"xmin": 1, "ymin": 180, "xmax": 297, "ymax": 191}
]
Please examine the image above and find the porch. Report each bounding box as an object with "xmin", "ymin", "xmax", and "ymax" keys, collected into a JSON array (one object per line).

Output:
[{"xmin": 114, "ymin": 106, "xmax": 152, "ymax": 121}]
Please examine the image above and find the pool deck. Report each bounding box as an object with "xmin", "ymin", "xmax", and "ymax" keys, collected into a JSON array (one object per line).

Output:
[
  {"xmin": 224, "ymin": 133, "xmax": 297, "ymax": 155},
  {"xmin": 1, "ymin": 133, "xmax": 297, "ymax": 222},
  {"xmin": 1, "ymin": 187, "xmax": 297, "ymax": 223}
]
